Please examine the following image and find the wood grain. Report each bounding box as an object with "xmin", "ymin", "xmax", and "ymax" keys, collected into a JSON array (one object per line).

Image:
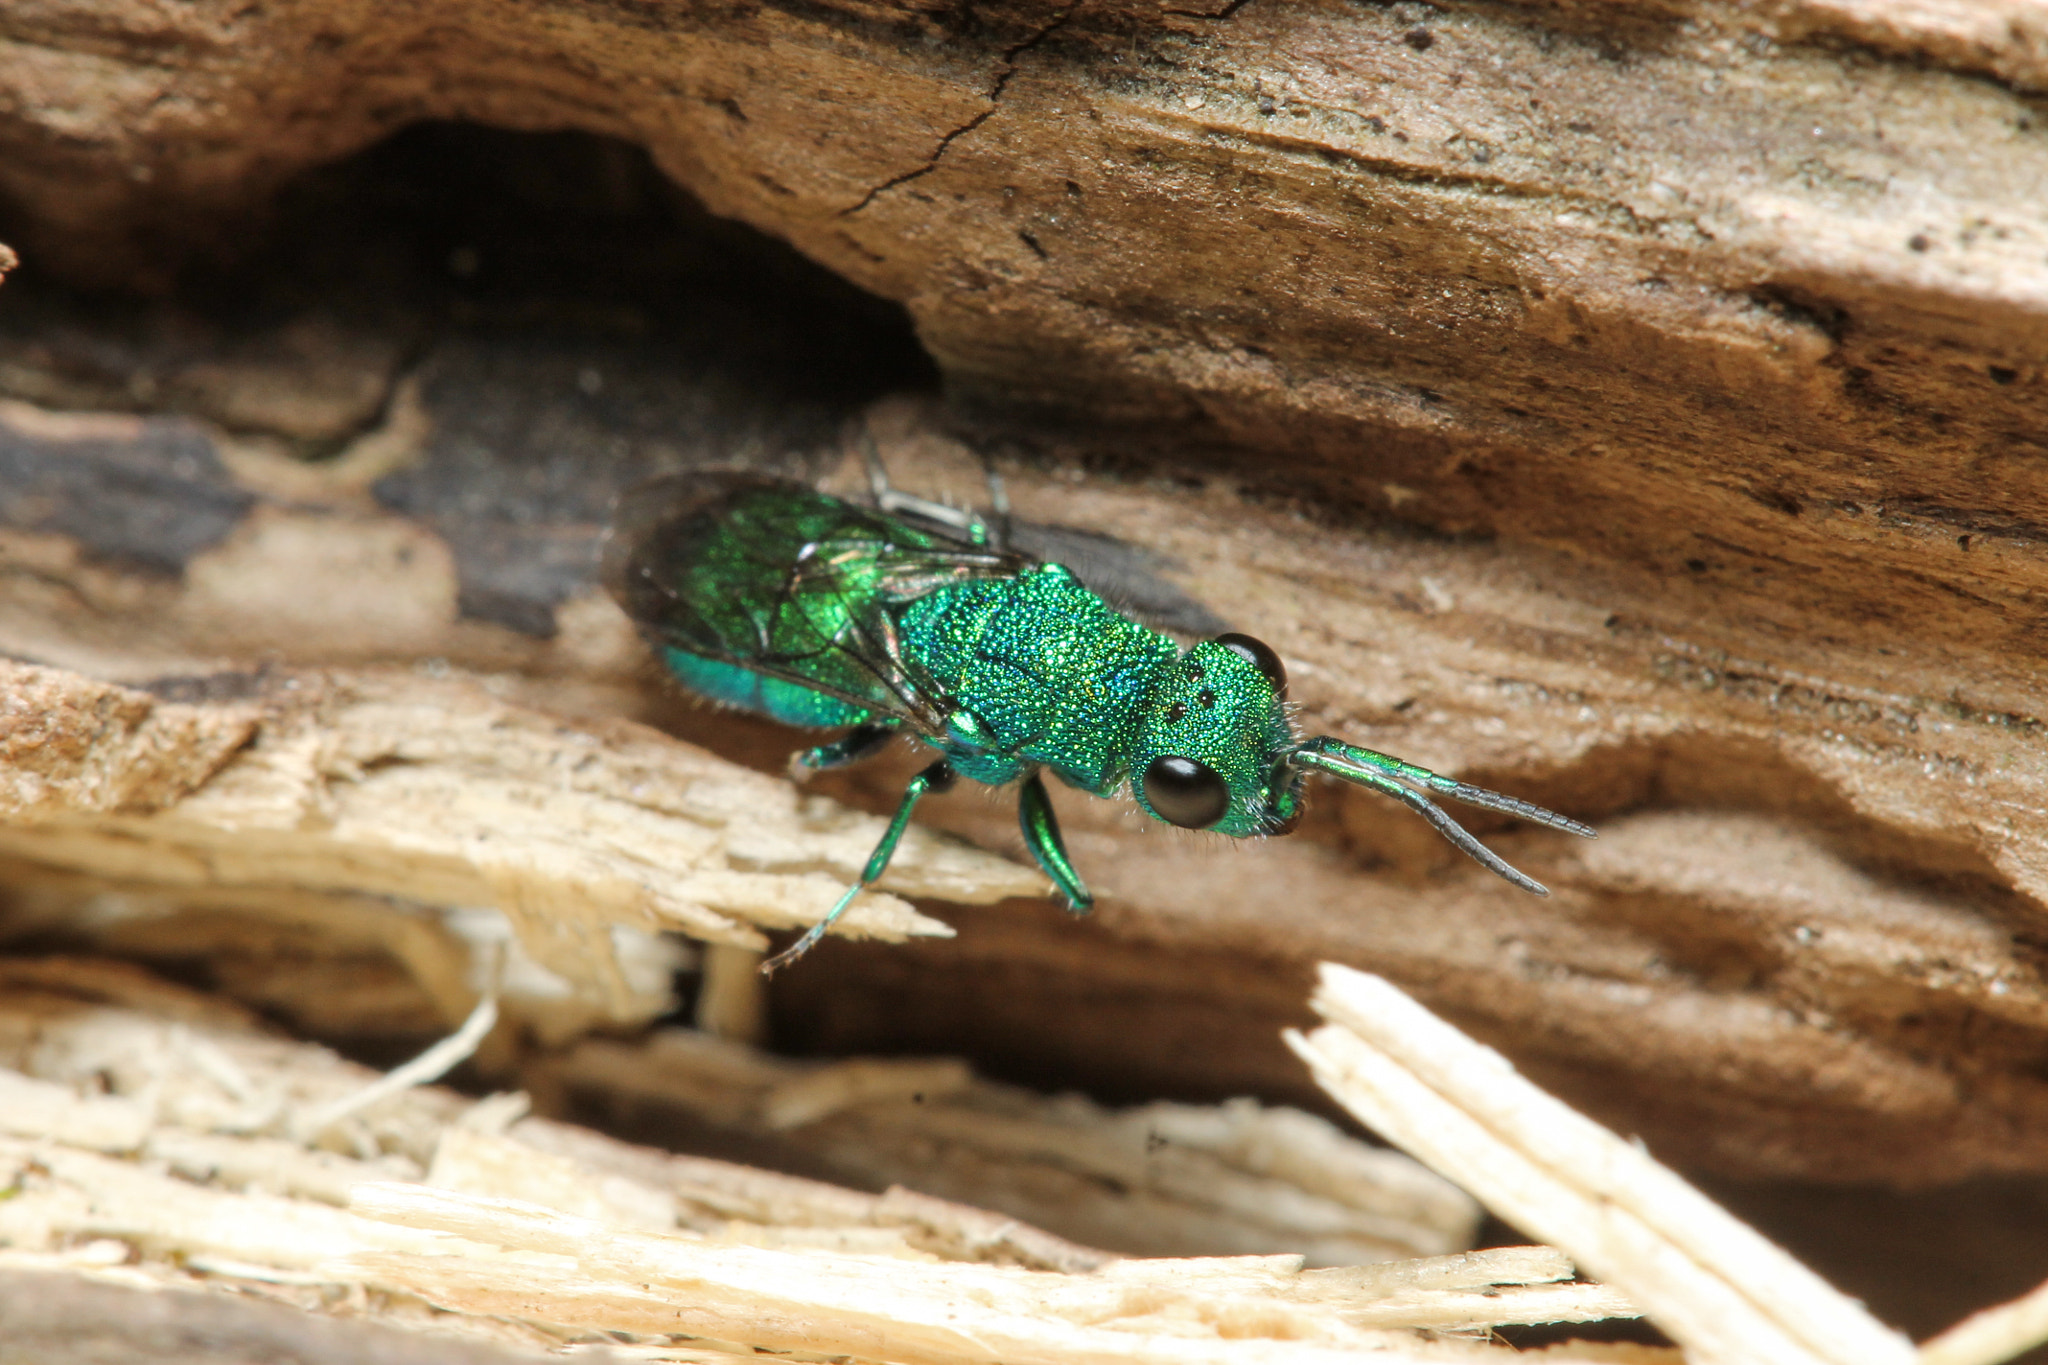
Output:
[{"xmin": 0, "ymin": 0, "xmax": 2042, "ymax": 1191}]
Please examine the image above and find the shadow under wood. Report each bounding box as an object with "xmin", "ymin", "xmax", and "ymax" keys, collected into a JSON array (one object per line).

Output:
[
  {"xmin": 0, "ymin": 122, "xmax": 937, "ymax": 641},
  {"xmin": 768, "ymin": 898, "xmax": 1324, "ymax": 1114},
  {"xmin": 1699, "ymin": 1175, "xmax": 2048, "ymax": 1352}
]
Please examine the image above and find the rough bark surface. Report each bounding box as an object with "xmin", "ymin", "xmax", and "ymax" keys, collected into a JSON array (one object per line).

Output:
[
  {"xmin": 0, "ymin": 659, "xmax": 1039, "ymax": 1018},
  {"xmin": 4, "ymin": 0, "xmax": 2048, "ymax": 668},
  {"xmin": 0, "ymin": 0, "xmax": 2044, "ymax": 1199}
]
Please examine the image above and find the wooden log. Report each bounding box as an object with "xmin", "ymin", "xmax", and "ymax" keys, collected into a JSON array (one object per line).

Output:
[
  {"xmin": 0, "ymin": 0, "xmax": 2043, "ymax": 1194},
  {"xmin": 0, "ymin": 656, "xmax": 1042, "ymax": 1028},
  {"xmin": 1, "ymin": 0, "xmax": 2045, "ymax": 663}
]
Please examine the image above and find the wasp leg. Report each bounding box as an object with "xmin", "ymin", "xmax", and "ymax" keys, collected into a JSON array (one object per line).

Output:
[
  {"xmin": 761, "ymin": 759, "xmax": 957, "ymax": 975},
  {"xmin": 982, "ymin": 464, "xmax": 1014, "ymax": 552},
  {"xmin": 1018, "ymin": 771, "xmax": 1093, "ymax": 915},
  {"xmin": 861, "ymin": 429, "xmax": 999, "ymax": 548},
  {"xmin": 790, "ymin": 721, "xmax": 900, "ymax": 780}
]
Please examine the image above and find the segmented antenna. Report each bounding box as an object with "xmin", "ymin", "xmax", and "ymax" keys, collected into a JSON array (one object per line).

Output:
[{"xmin": 1287, "ymin": 736, "xmax": 1594, "ymax": 896}]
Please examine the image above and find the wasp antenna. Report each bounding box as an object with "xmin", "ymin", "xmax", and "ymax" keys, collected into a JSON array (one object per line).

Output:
[
  {"xmin": 1288, "ymin": 736, "xmax": 1587, "ymax": 895},
  {"xmin": 1393, "ymin": 784, "xmax": 1552, "ymax": 896},
  {"xmin": 1430, "ymin": 779, "xmax": 1597, "ymax": 839},
  {"xmin": 1291, "ymin": 736, "xmax": 1594, "ymax": 838}
]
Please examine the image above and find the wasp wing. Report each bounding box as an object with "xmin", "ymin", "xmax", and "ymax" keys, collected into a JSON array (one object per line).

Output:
[
  {"xmin": 605, "ymin": 471, "xmax": 1033, "ymax": 731},
  {"xmin": 762, "ymin": 530, "xmax": 1030, "ymax": 729}
]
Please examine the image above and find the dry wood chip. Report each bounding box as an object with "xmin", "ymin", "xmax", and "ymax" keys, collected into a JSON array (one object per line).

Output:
[
  {"xmin": 0, "ymin": 974, "xmax": 468, "ymax": 1161},
  {"xmin": 0, "ymin": 1263, "xmax": 561, "ymax": 1365},
  {"xmin": 0, "ymin": 661, "xmax": 256, "ymax": 816},
  {"xmin": 528, "ymin": 1026, "xmax": 1482, "ymax": 1265},
  {"xmin": 0, "ymin": 967, "xmax": 1464, "ymax": 1276},
  {"xmin": 0, "ymin": 957, "xmax": 1663, "ymax": 1361},
  {"xmin": 341, "ymin": 1182, "xmax": 1639, "ymax": 1363},
  {"xmin": 0, "ymin": 1069, "xmax": 153, "ymax": 1151},
  {"xmin": 0, "ymin": 952, "xmax": 266, "ymax": 1028},
  {"xmin": 1287, "ymin": 963, "xmax": 1918, "ymax": 1365},
  {"xmin": 505, "ymin": 1116, "xmax": 1110, "ymax": 1272},
  {"xmin": 146, "ymin": 1127, "xmax": 422, "ymax": 1204},
  {"xmin": 1918, "ymin": 1273, "xmax": 2048, "ymax": 1365},
  {"xmin": 0, "ymin": 1140, "xmax": 478, "ymax": 1269},
  {"xmin": 0, "ymin": 859, "xmax": 691, "ymax": 1048},
  {"xmin": 429, "ymin": 1126, "xmax": 681, "ymax": 1233},
  {"xmin": 294, "ymin": 980, "xmax": 502, "ymax": 1142},
  {"xmin": 0, "ymin": 662, "xmax": 1047, "ymax": 1014}
]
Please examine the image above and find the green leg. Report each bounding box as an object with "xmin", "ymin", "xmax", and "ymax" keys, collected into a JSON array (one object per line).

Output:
[
  {"xmin": 791, "ymin": 721, "xmax": 898, "ymax": 777},
  {"xmin": 761, "ymin": 760, "xmax": 956, "ymax": 975},
  {"xmin": 1018, "ymin": 771, "xmax": 1092, "ymax": 915}
]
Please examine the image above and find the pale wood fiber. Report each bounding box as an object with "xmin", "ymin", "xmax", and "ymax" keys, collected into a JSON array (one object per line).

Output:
[{"xmin": 0, "ymin": 958, "xmax": 1648, "ymax": 1361}]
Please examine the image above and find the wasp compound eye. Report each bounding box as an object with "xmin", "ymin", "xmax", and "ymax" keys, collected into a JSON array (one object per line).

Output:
[
  {"xmin": 1142, "ymin": 755, "xmax": 1231, "ymax": 829},
  {"xmin": 1214, "ymin": 633, "xmax": 1287, "ymax": 696}
]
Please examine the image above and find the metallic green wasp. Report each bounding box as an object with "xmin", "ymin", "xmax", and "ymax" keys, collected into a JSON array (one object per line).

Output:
[{"xmin": 606, "ymin": 470, "xmax": 1594, "ymax": 973}]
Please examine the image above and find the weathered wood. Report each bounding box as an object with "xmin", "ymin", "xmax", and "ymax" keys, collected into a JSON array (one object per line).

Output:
[
  {"xmin": 0, "ymin": 959, "xmax": 1639, "ymax": 1361},
  {"xmin": 2, "ymin": 0, "xmax": 2046, "ymax": 663},
  {"xmin": 0, "ymin": 658, "xmax": 1041, "ymax": 1033},
  {"xmin": 0, "ymin": 1267, "xmax": 551, "ymax": 1365},
  {"xmin": 0, "ymin": 0, "xmax": 2043, "ymax": 1196},
  {"xmin": 0, "ymin": 383, "xmax": 2041, "ymax": 1188}
]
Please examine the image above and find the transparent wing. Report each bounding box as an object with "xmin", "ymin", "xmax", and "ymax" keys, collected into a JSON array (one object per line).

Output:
[
  {"xmin": 606, "ymin": 471, "xmax": 1033, "ymax": 732},
  {"xmin": 773, "ymin": 531, "xmax": 1032, "ymax": 729}
]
